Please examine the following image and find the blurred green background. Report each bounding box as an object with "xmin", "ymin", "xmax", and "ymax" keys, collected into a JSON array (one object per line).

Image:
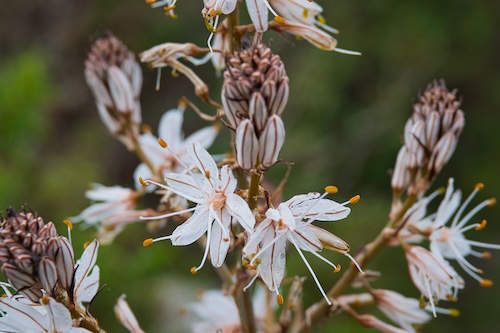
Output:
[{"xmin": 1, "ymin": 0, "xmax": 499, "ymax": 331}]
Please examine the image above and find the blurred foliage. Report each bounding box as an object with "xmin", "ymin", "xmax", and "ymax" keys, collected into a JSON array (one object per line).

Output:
[{"xmin": 1, "ymin": 0, "xmax": 499, "ymax": 332}]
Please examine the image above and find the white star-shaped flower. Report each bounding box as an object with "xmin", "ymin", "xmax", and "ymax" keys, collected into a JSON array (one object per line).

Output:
[{"xmin": 143, "ymin": 142, "xmax": 255, "ymax": 271}]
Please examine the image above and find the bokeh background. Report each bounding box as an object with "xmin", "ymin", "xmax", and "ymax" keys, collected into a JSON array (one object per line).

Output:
[{"xmin": 1, "ymin": 0, "xmax": 499, "ymax": 331}]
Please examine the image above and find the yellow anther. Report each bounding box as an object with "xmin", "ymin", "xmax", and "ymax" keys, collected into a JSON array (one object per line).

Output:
[
  {"xmin": 317, "ymin": 15, "xmax": 326, "ymax": 25},
  {"xmin": 274, "ymin": 16, "xmax": 286, "ymax": 24},
  {"xmin": 302, "ymin": 9, "xmax": 309, "ymax": 18},
  {"xmin": 446, "ymin": 294, "xmax": 458, "ymax": 302},
  {"xmin": 482, "ymin": 251, "xmax": 492, "ymax": 259},
  {"xmin": 83, "ymin": 241, "xmax": 90, "ymax": 249},
  {"xmin": 475, "ymin": 182, "xmax": 484, "ymax": 191},
  {"xmin": 158, "ymin": 138, "xmax": 168, "ymax": 148},
  {"xmin": 325, "ymin": 185, "xmax": 338, "ymax": 194},
  {"xmin": 254, "ymin": 258, "xmax": 261, "ymax": 265},
  {"xmin": 475, "ymin": 219, "xmax": 487, "ymax": 231},
  {"xmin": 145, "ymin": 0, "xmax": 156, "ymax": 4},
  {"xmin": 223, "ymin": 237, "xmax": 229, "ymax": 242},
  {"xmin": 334, "ymin": 264, "xmax": 341, "ymax": 273},
  {"xmin": 139, "ymin": 177, "xmax": 147, "ymax": 187},
  {"xmin": 488, "ymin": 198, "xmax": 496, "ymax": 206},
  {"xmin": 171, "ymin": 68, "xmax": 179, "ymax": 77},
  {"xmin": 437, "ymin": 186, "xmax": 446, "ymax": 194},
  {"xmin": 42, "ymin": 295, "xmax": 49, "ymax": 305},
  {"xmin": 349, "ymin": 195, "xmax": 361, "ymax": 204},
  {"xmin": 1, "ymin": 293, "xmax": 7, "ymax": 298},
  {"xmin": 142, "ymin": 124, "xmax": 152, "ymax": 134},
  {"xmin": 204, "ymin": 171, "xmax": 211, "ymax": 178},
  {"xmin": 419, "ymin": 297, "xmax": 426, "ymax": 309},
  {"xmin": 277, "ymin": 294, "xmax": 284, "ymax": 305},
  {"xmin": 209, "ymin": 8, "xmax": 217, "ymax": 17},
  {"xmin": 480, "ymin": 279, "xmax": 493, "ymax": 287},
  {"xmin": 190, "ymin": 267, "xmax": 198, "ymax": 275},
  {"xmin": 449, "ymin": 309, "xmax": 460, "ymax": 317},
  {"xmin": 143, "ymin": 238, "xmax": 154, "ymax": 247},
  {"xmin": 63, "ymin": 219, "xmax": 73, "ymax": 231},
  {"xmin": 163, "ymin": 5, "xmax": 176, "ymax": 11}
]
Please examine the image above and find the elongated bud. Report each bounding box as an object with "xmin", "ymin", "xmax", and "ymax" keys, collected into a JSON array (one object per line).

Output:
[
  {"xmin": 39, "ymin": 257, "xmax": 58, "ymax": 293},
  {"xmin": 391, "ymin": 146, "xmax": 411, "ymax": 193},
  {"xmin": 54, "ymin": 237, "xmax": 75, "ymax": 290},
  {"xmin": 85, "ymin": 33, "xmax": 142, "ymax": 150},
  {"xmin": 235, "ymin": 120, "xmax": 259, "ymax": 169},
  {"xmin": 259, "ymin": 115, "xmax": 286, "ymax": 168},
  {"xmin": 309, "ymin": 225, "xmax": 349, "ymax": 253}
]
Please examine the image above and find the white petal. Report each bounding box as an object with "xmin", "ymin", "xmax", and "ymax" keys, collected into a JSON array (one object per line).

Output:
[
  {"xmin": 133, "ymin": 163, "xmax": 154, "ymax": 191},
  {"xmin": 107, "ymin": 66, "xmax": 135, "ymax": 113},
  {"xmin": 165, "ymin": 172, "xmax": 205, "ymax": 203},
  {"xmin": 235, "ymin": 119, "xmax": 259, "ymax": 169},
  {"xmin": 243, "ymin": 219, "xmax": 272, "ymax": 256},
  {"xmin": 76, "ymin": 266, "xmax": 100, "ymax": 305},
  {"xmin": 292, "ymin": 224, "xmax": 322, "ymax": 252},
  {"xmin": 171, "ymin": 208, "xmax": 210, "ymax": 246},
  {"xmin": 246, "ymin": 0, "xmax": 269, "ymax": 32},
  {"xmin": 226, "ymin": 193, "xmax": 256, "ymax": 231},
  {"xmin": 138, "ymin": 133, "xmax": 166, "ymax": 168},
  {"xmin": 220, "ymin": 165, "xmax": 237, "ymax": 194},
  {"xmin": 74, "ymin": 240, "xmax": 99, "ymax": 304},
  {"xmin": 292, "ymin": 198, "xmax": 351, "ymax": 221},
  {"xmin": 258, "ymin": 115, "xmax": 285, "ymax": 168},
  {"xmin": 47, "ymin": 298, "xmax": 72, "ymax": 331},
  {"xmin": 258, "ymin": 228, "xmax": 287, "ymax": 291},
  {"xmin": 85, "ymin": 184, "xmax": 133, "ymax": 202},
  {"xmin": 0, "ymin": 298, "xmax": 48, "ymax": 332},
  {"xmin": 158, "ymin": 108, "xmax": 184, "ymax": 148},
  {"xmin": 210, "ymin": 208, "xmax": 232, "ymax": 267},
  {"xmin": 184, "ymin": 125, "xmax": 219, "ymax": 150},
  {"xmin": 189, "ymin": 142, "xmax": 219, "ymax": 183}
]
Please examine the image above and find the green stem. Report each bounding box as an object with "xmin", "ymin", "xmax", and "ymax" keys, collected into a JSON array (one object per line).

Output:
[{"xmin": 247, "ymin": 172, "xmax": 261, "ymax": 210}]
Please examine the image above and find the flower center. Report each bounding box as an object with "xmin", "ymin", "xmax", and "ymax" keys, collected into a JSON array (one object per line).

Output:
[
  {"xmin": 434, "ymin": 227, "xmax": 451, "ymax": 243},
  {"xmin": 211, "ymin": 192, "xmax": 226, "ymax": 210}
]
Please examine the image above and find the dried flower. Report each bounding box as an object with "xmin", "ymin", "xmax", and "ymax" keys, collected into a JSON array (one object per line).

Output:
[
  {"xmin": 222, "ymin": 43, "xmax": 289, "ymax": 169},
  {"xmin": 142, "ymin": 142, "xmax": 255, "ymax": 271},
  {"xmin": 243, "ymin": 191, "xmax": 359, "ymax": 305},
  {"xmin": 85, "ymin": 34, "xmax": 142, "ymax": 150}
]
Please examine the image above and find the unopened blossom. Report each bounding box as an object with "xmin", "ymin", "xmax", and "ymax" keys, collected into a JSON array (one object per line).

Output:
[
  {"xmin": 85, "ymin": 34, "xmax": 142, "ymax": 150},
  {"xmin": 243, "ymin": 190, "xmax": 360, "ymax": 305},
  {"xmin": 72, "ymin": 184, "xmax": 152, "ymax": 244},
  {"xmin": 405, "ymin": 245, "xmax": 464, "ymax": 316},
  {"xmin": 0, "ymin": 295, "xmax": 92, "ymax": 333},
  {"xmin": 143, "ymin": 142, "xmax": 255, "ymax": 271},
  {"xmin": 393, "ymin": 80, "xmax": 464, "ymax": 195},
  {"xmin": 210, "ymin": 19, "xmax": 231, "ymax": 72},
  {"xmin": 115, "ymin": 295, "xmax": 146, "ymax": 333},
  {"xmin": 357, "ymin": 314, "xmax": 411, "ymax": 333},
  {"xmin": 222, "ymin": 43, "xmax": 288, "ymax": 169},
  {"xmin": 372, "ymin": 289, "xmax": 431, "ymax": 332},
  {"xmin": 189, "ymin": 287, "xmax": 270, "ymax": 332},
  {"xmin": 134, "ymin": 104, "xmax": 219, "ymax": 183},
  {"xmin": 409, "ymin": 178, "xmax": 498, "ymax": 286}
]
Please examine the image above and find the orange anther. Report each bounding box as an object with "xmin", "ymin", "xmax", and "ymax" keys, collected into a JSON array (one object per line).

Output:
[
  {"xmin": 63, "ymin": 219, "xmax": 73, "ymax": 231},
  {"xmin": 158, "ymin": 138, "xmax": 168, "ymax": 148},
  {"xmin": 325, "ymin": 185, "xmax": 338, "ymax": 194},
  {"xmin": 143, "ymin": 238, "xmax": 154, "ymax": 247}
]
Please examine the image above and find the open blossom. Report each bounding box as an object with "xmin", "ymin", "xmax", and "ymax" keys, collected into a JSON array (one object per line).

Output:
[
  {"xmin": 405, "ymin": 245, "xmax": 464, "ymax": 316},
  {"xmin": 372, "ymin": 289, "xmax": 431, "ymax": 332},
  {"xmin": 134, "ymin": 104, "xmax": 219, "ymax": 183},
  {"xmin": 189, "ymin": 287, "xmax": 271, "ymax": 332},
  {"xmin": 143, "ymin": 142, "xmax": 255, "ymax": 271},
  {"xmin": 409, "ymin": 178, "xmax": 498, "ymax": 286},
  {"xmin": 243, "ymin": 190, "xmax": 360, "ymax": 304},
  {"xmin": 0, "ymin": 296, "xmax": 92, "ymax": 333},
  {"xmin": 269, "ymin": 0, "xmax": 338, "ymax": 33}
]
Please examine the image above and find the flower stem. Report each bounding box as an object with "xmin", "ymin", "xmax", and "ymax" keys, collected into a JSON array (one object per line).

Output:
[
  {"xmin": 294, "ymin": 194, "xmax": 417, "ymax": 332},
  {"xmin": 247, "ymin": 172, "xmax": 261, "ymax": 210}
]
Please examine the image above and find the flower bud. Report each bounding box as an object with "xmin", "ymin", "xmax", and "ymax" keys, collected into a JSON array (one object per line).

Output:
[
  {"xmin": 85, "ymin": 34, "xmax": 142, "ymax": 150},
  {"xmin": 222, "ymin": 44, "xmax": 289, "ymax": 169}
]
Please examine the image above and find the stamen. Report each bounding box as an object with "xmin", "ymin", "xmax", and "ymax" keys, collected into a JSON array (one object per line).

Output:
[
  {"xmin": 63, "ymin": 219, "xmax": 73, "ymax": 245},
  {"xmin": 42, "ymin": 295, "xmax": 49, "ymax": 305},
  {"xmin": 483, "ymin": 251, "xmax": 492, "ymax": 259},
  {"xmin": 451, "ymin": 185, "xmax": 480, "ymax": 227},
  {"xmin": 139, "ymin": 177, "xmax": 148, "ymax": 187},
  {"xmin": 455, "ymin": 199, "xmax": 491, "ymax": 229},
  {"xmin": 423, "ymin": 277, "xmax": 437, "ymax": 318},
  {"xmin": 250, "ymin": 233, "xmax": 285, "ymax": 264},
  {"xmin": 488, "ymin": 197, "xmax": 496, "ymax": 206},
  {"xmin": 190, "ymin": 266, "xmax": 197, "ymax": 275},
  {"xmin": 475, "ymin": 182, "xmax": 484, "ymax": 191},
  {"xmin": 277, "ymin": 293, "xmax": 284, "ymax": 305},
  {"xmin": 193, "ymin": 219, "xmax": 212, "ymax": 273},
  {"xmin": 475, "ymin": 219, "xmax": 487, "ymax": 231},
  {"xmin": 480, "ymin": 279, "xmax": 493, "ymax": 287},
  {"xmin": 334, "ymin": 264, "xmax": 341, "ymax": 273},
  {"xmin": 83, "ymin": 241, "xmax": 90, "ymax": 249},
  {"xmin": 448, "ymin": 309, "xmax": 460, "ymax": 317},
  {"xmin": 143, "ymin": 235, "xmax": 173, "ymax": 247},
  {"xmin": 243, "ymin": 273, "xmax": 259, "ymax": 292},
  {"xmin": 274, "ymin": 16, "xmax": 286, "ymax": 24},
  {"xmin": 308, "ymin": 249, "xmax": 339, "ymax": 271},
  {"xmin": 155, "ymin": 67, "xmax": 162, "ymax": 91},
  {"xmin": 344, "ymin": 252, "xmax": 363, "ymax": 273},
  {"xmin": 263, "ymin": 0, "xmax": 280, "ymax": 17},
  {"xmin": 140, "ymin": 206, "xmax": 197, "ymax": 220},
  {"xmin": 324, "ymin": 185, "xmax": 338, "ymax": 194},
  {"xmin": 290, "ymin": 238, "xmax": 332, "ymax": 305},
  {"xmin": 143, "ymin": 238, "xmax": 154, "ymax": 247},
  {"xmin": 349, "ymin": 195, "xmax": 361, "ymax": 204},
  {"xmin": 158, "ymin": 138, "xmax": 168, "ymax": 148},
  {"xmin": 334, "ymin": 48, "xmax": 362, "ymax": 56}
]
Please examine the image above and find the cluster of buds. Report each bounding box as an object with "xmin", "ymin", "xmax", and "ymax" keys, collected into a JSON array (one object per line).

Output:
[
  {"xmin": 222, "ymin": 43, "xmax": 289, "ymax": 169},
  {"xmin": 391, "ymin": 80, "xmax": 465, "ymax": 196},
  {"xmin": 0, "ymin": 209, "xmax": 74, "ymax": 302},
  {"xmin": 85, "ymin": 34, "xmax": 143, "ymax": 150}
]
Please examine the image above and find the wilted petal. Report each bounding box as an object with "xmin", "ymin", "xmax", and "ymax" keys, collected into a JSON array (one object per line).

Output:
[
  {"xmin": 258, "ymin": 115, "xmax": 285, "ymax": 167},
  {"xmin": 235, "ymin": 120, "xmax": 259, "ymax": 169},
  {"xmin": 115, "ymin": 295, "xmax": 145, "ymax": 333}
]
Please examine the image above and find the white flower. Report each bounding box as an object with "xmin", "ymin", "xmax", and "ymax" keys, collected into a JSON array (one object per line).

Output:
[
  {"xmin": 73, "ymin": 240, "xmax": 100, "ymax": 308},
  {"xmin": 146, "ymin": 0, "xmax": 179, "ymax": 18},
  {"xmin": 269, "ymin": 0, "xmax": 338, "ymax": 33},
  {"xmin": 115, "ymin": 295, "xmax": 145, "ymax": 333},
  {"xmin": 134, "ymin": 105, "xmax": 219, "ymax": 187},
  {"xmin": 189, "ymin": 287, "xmax": 270, "ymax": 333},
  {"xmin": 410, "ymin": 178, "xmax": 498, "ymax": 286},
  {"xmin": 243, "ymin": 190, "xmax": 359, "ymax": 305},
  {"xmin": 142, "ymin": 142, "xmax": 255, "ymax": 271},
  {"xmin": 0, "ymin": 296, "xmax": 91, "ymax": 333},
  {"xmin": 372, "ymin": 289, "xmax": 431, "ymax": 332},
  {"xmin": 405, "ymin": 245, "xmax": 464, "ymax": 317}
]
